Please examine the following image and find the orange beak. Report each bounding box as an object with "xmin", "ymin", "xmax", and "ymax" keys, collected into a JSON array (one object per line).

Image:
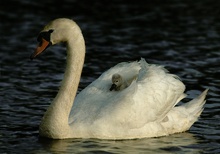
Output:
[{"xmin": 30, "ymin": 38, "xmax": 50, "ymax": 60}]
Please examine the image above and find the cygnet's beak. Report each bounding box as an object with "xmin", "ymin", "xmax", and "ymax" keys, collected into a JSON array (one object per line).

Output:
[
  {"xmin": 110, "ymin": 84, "xmax": 117, "ymax": 91},
  {"xmin": 30, "ymin": 38, "xmax": 50, "ymax": 60}
]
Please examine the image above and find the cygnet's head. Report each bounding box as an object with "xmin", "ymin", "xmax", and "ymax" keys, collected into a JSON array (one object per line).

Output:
[{"xmin": 110, "ymin": 73, "xmax": 123, "ymax": 91}]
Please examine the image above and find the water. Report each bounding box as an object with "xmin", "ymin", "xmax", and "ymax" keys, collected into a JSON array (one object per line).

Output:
[{"xmin": 1, "ymin": 0, "xmax": 220, "ymax": 153}]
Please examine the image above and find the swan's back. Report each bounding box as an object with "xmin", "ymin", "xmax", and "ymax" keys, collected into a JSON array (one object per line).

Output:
[{"xmin": 67, "ymin": 59, "xmax": 204, "ymax": 139}]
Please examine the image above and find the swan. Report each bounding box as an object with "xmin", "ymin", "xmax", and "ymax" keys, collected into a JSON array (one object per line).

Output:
[
  {"xmin": 110, "ymin": 73, "xmax": 137, "ymax": 91},
  {"xmin": 30, "ymin": 18, "xmax": 208, "ymax": 140}
]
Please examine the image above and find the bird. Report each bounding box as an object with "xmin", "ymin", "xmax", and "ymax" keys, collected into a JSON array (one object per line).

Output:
[
  {"xmin": 110, "ymin": 73, "xmax": 137, "ymax": 91},
  {"xmin": 30, "ymin": 18, "xmax": 208, "ymax": 140}
]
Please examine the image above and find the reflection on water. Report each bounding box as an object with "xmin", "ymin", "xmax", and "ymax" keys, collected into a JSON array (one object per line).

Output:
[
  {"xmin": 36, "ymin": 133, "xmax": 200, "ymax": 153},
  {"xmin": 1, "ymin": 0, "xmax": 220, "ymax": 153}
]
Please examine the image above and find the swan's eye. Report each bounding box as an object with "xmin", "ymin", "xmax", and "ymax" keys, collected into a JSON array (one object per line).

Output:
[
  {"xmin": 48, "ymin": 29, "xmax": 54, "ymax": 33},
  {"xmin": 37, "ymin": 29, "xmax": 54, "ymax": 42}
]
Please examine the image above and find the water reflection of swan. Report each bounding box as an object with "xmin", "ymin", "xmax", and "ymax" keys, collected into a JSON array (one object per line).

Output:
[
  {"xmin": 38, "ymin": 133, "xmax": 200, "ymax": 153},
  {"xmin": 31, "ymin": 18, "xmax": 208, "ymax": 139}
]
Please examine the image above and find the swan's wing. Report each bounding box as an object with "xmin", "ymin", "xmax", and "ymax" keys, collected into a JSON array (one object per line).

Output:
[
  {"xmin": 69, "ymin": 61, "xmax": 140, "ymax": 124},
  {"xmin": 131, "ymin": 59, "xmax": 186, "ymax": 128},
  {"xmin": 69, "ymin": 59, "xmax": 186, "ymax": 130}
]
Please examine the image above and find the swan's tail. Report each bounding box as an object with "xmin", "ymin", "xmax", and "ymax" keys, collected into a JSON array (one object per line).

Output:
[
  {"xmin": 161, "ymin": 89, "xmax": 208, "ymax": 136},
  {"xmin": 183, "ymin": 89, "xmax": 208, "ymax": 123}
]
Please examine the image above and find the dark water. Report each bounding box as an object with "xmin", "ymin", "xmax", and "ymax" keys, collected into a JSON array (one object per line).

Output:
[{"xmin": 1, "ymin": 0, "xmax": 220, "ymax": 153}]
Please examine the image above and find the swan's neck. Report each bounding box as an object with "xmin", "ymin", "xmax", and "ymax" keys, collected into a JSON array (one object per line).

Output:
[{"xmin": 39, "ymin": 27, "xmax": 85, "ymax": 139}]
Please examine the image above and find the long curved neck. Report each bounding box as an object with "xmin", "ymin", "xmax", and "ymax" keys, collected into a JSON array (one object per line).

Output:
[{"xmin": 39, "ymin": 26, "xmax": 85, "ymax": 139}]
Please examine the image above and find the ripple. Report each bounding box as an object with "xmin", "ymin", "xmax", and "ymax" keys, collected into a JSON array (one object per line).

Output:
[{"xmin": 1, "ymin": 0, "xmax": 220, "ymax": 153}]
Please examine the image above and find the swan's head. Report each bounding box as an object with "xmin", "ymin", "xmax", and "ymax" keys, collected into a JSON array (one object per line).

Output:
[
  {"xmin": 110, "ymin": 73, "xmax": 123, "ymax": 91},
  {"xmin": 30, "ymin": 18, "xmax": 79, "ymax": 59}
]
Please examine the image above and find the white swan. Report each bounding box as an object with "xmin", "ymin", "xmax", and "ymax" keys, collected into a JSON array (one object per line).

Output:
[
  {"xmin": 110, "ymin": 73, "xmax": 137, "ymax": 91},
  {"xmin": 31, "ymin": 18, "xmax": 208, "ymax": 140}
]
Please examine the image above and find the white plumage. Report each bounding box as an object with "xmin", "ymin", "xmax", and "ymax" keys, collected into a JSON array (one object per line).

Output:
[{"xmin": 31, "ymin": 18, "xmax": 208, "ymax": 139}]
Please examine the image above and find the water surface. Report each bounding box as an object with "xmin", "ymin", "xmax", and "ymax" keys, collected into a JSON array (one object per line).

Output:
[{"xmin": 0, "ymin": 0, "xmax": 220, "ymax": 153}]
